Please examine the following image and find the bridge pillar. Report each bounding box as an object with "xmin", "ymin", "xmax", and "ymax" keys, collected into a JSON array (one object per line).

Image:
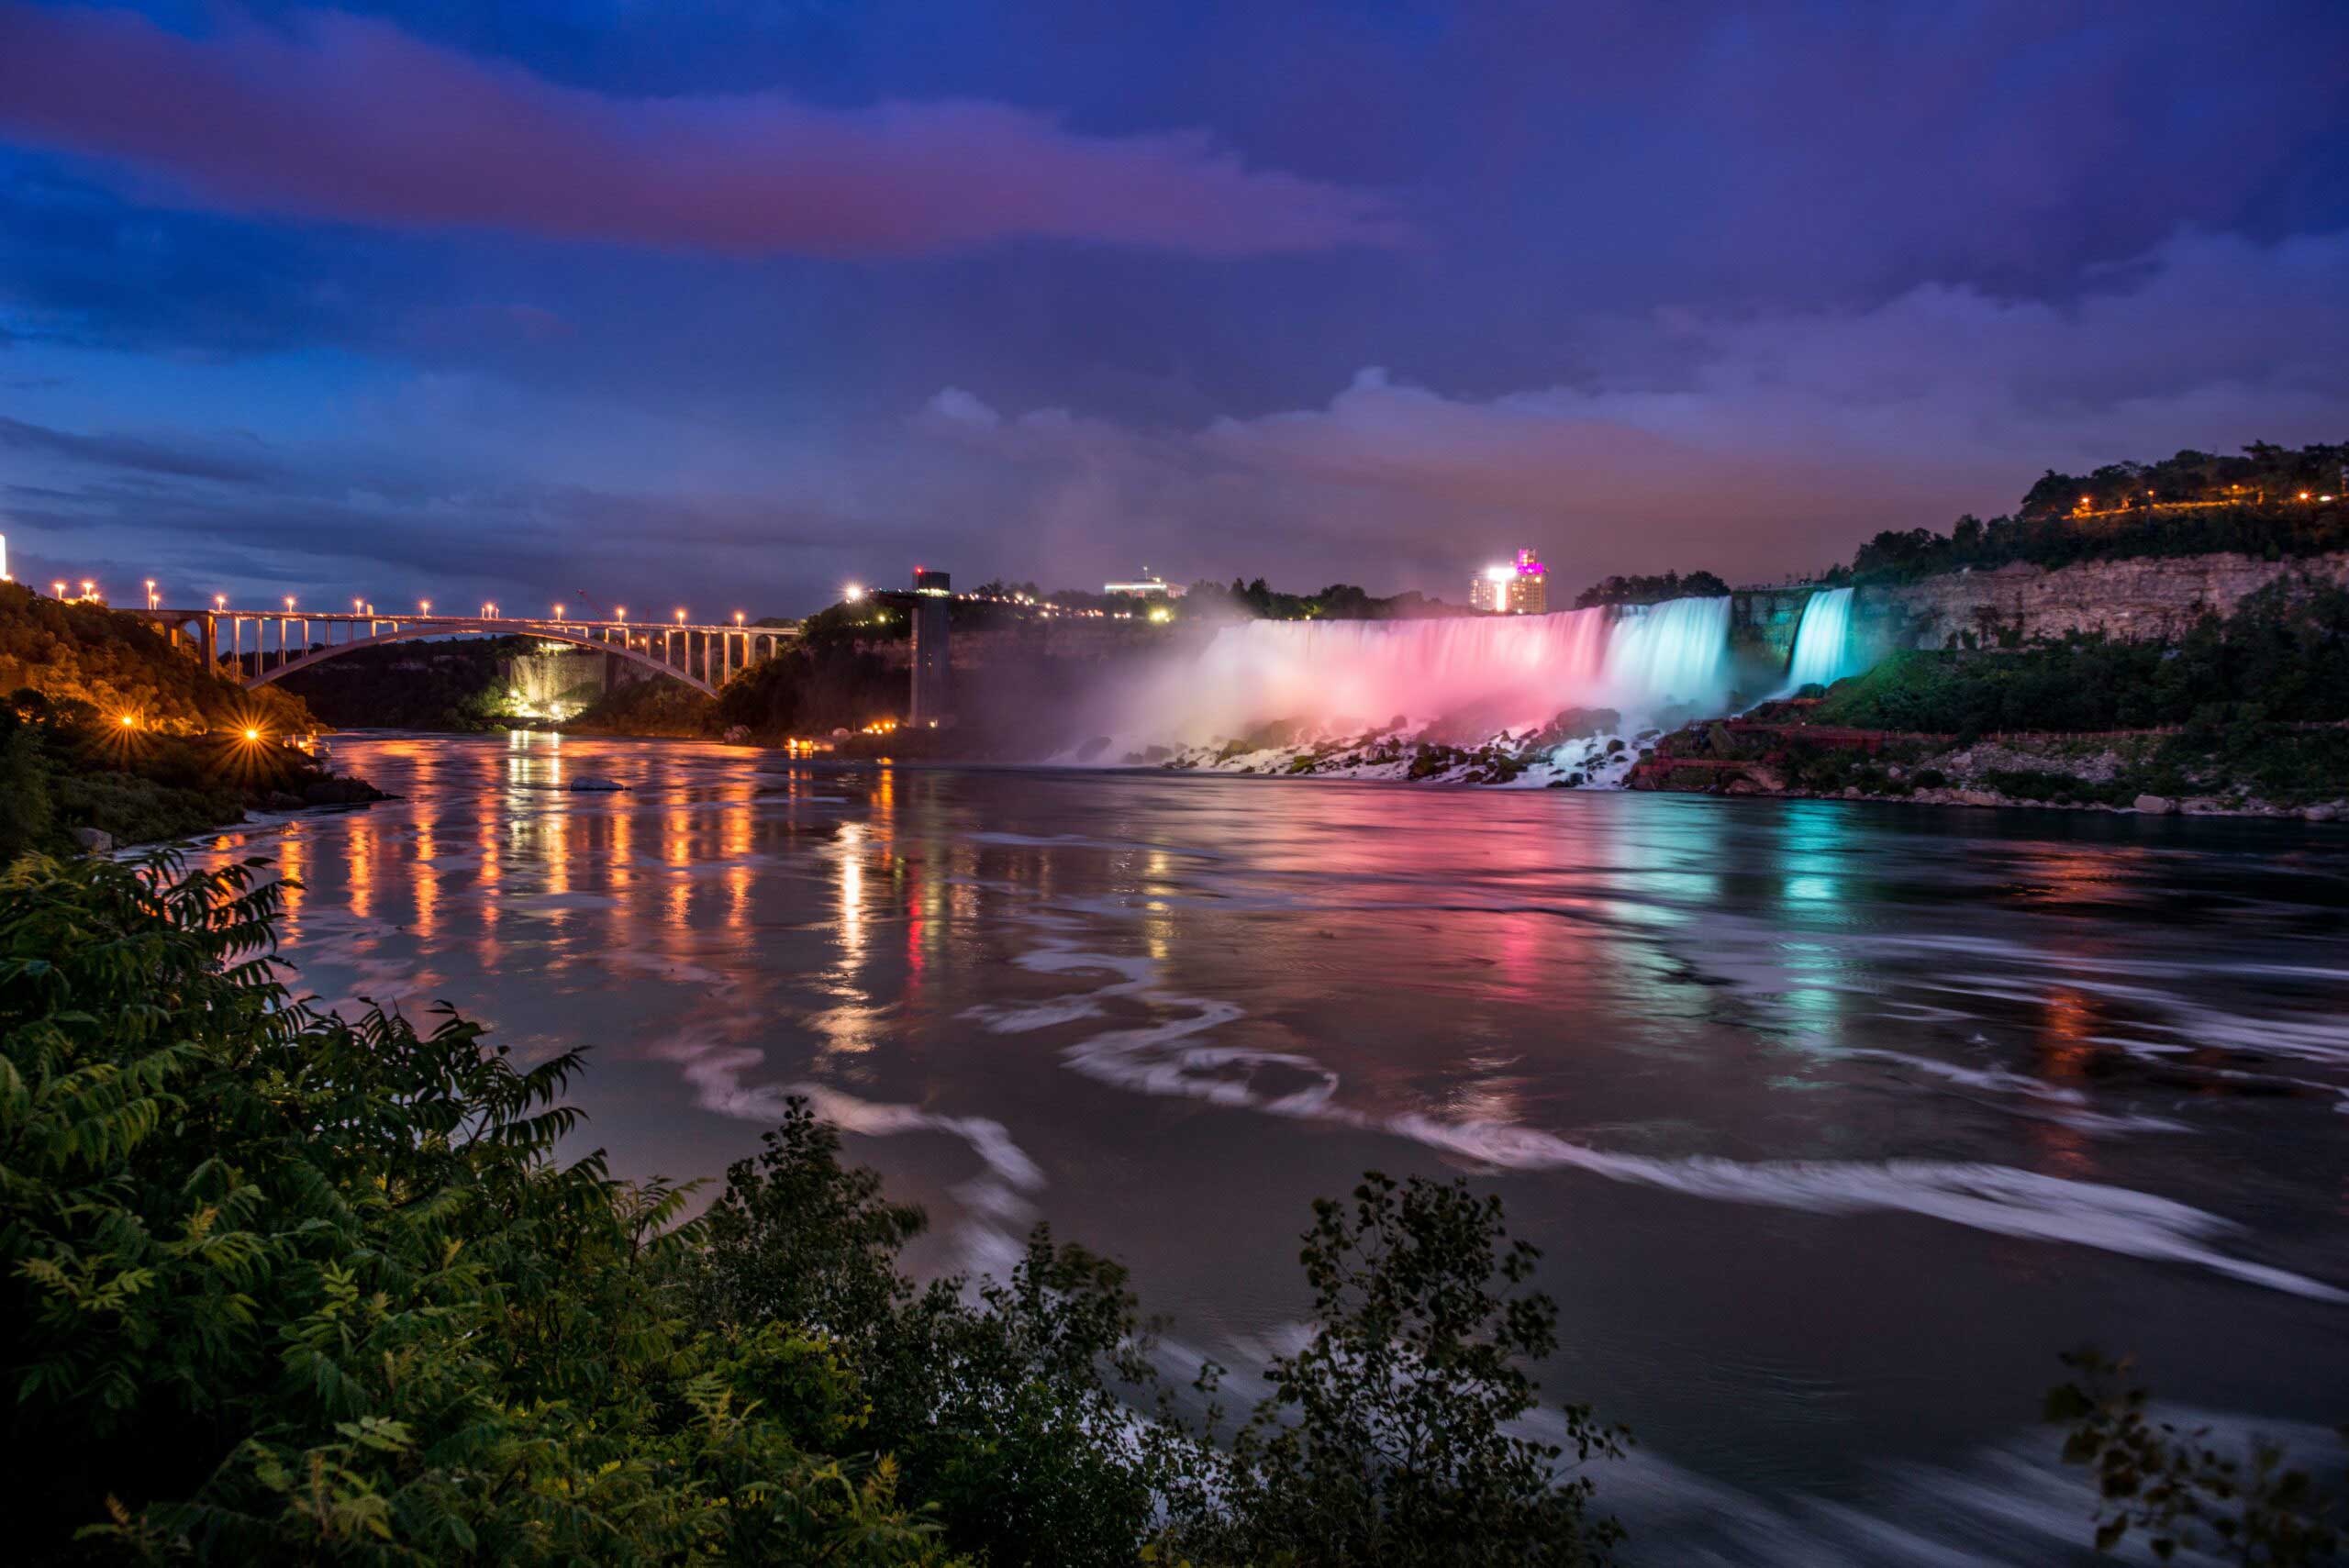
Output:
[{"xmin": 908, "ymin": 569, "xmax": 952, "ymax": 727}]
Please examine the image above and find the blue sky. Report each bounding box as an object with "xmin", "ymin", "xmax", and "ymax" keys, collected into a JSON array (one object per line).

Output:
[{"xmin": 2, "ymin": 0, "xmax": 2344, "ymax": 615}]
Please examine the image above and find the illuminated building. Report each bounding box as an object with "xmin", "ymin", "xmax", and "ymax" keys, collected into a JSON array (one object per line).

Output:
[
  {"xmin": 1105, "ymin": 575, "xmax": 1185, "ymax": 598},
  {"xmin": 1470, "ymin": 548, "xmax": 1547, "ymax": 614}
]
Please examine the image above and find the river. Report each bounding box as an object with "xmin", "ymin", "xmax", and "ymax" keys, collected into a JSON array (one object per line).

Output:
[{"xmin": 188, "ymin": 732, "xmax": 2349, "ymax": 1563}]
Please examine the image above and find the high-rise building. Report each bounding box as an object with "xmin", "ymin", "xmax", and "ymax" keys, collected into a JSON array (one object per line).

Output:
[{"xmin": 1469, "ymin": 548, "xmax": 1547, "ymax": 614}]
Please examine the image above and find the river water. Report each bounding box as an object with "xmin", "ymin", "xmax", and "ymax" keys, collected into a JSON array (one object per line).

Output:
[{"xmin": 190, "ymin": 732, "xmax": 2349, "ymax": 1563}]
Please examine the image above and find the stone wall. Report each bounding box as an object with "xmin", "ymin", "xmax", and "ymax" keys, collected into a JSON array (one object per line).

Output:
[{"xmin": 1859, "ymin": 551, "xmax": 2349, "ymax": 652}]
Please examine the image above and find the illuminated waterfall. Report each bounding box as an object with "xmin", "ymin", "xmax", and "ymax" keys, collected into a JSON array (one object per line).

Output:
[
  {"xmin": 1777, "ymin": 587, "xmax": 1856, "ymax": 695},
  {"xmin": 1598, "ymin": 595, "xmax": 1733, "ymax": 716},
  {"xmin": 1120, "ymin": 596, "xmax": 1738, "ymax": 745}
]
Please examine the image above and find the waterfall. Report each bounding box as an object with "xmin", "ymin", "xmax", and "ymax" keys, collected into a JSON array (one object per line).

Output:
[
  {"xmin": 1111, "ymin": 597, "xmax": 1737, "ymax": 746},
  {"xmin": 1598, "ymin": 596, "xmax": 1733, "ymax": 715},
  {"xmin": 1777, "ymin": 587, "xmax": 1856, "ymax": 695}
]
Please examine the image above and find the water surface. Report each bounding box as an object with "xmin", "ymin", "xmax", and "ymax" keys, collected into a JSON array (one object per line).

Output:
[{"xmin": 193, "ymin": 733, "xmax": 2349, "ymax": 1563}]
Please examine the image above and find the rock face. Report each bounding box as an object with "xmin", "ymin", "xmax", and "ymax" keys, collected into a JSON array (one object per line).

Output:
[
  {"xmin": 1861, "ymin": 551, "xmax": 2349, "ymax": 651},
  {"xmin": 2133, "ymin": 794, "xmax": 2177, "ymax": 816}
]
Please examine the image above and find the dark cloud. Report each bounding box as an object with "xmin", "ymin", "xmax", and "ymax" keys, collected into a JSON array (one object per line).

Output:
[
  {"xmin": 0, "ymin": 5, "xmax": 1406, "ymax": 259},
  {"xmin": 0, "ymin": 412, "xmax": 278, "ymax": 483}
]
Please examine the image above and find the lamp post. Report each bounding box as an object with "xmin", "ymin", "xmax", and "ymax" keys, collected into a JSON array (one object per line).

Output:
[{"xmin": 145, "ymin": 578, "xmax": 158, "ymax": 609}]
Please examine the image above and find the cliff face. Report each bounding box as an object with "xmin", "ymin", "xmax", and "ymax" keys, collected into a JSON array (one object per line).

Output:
[{"xmin": 1860, "ymin": 551, "xmax": 2349, "ymax": 651}]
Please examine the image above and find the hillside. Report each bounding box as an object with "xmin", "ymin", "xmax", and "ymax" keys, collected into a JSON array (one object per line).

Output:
[{"xmin": 0, "ymin": 585, "xmax": 380, "ymax": 858}]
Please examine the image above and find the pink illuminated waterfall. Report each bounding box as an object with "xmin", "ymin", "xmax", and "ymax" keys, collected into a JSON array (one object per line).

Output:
[{"xmin": 1116, "ymin": 598, "xmax": 1735, "ymax": 746}]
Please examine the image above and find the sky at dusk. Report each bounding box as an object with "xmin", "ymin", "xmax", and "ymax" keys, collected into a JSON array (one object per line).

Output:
[{"xmin": 2, "ymin": 0, "xmax": 2345, "ymax": 617}]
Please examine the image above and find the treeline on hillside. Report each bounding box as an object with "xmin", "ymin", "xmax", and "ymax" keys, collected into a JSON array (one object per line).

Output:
[
  {"xmin": 1573, "ymin": 571, "xmax": 1731, "ymax": 608},
  {"xmin": 569, "ymin": 644, "xmax": 904, "ymax": 741},
  {"xmin": 274, "ymin": 637, "xmax": 533, "ymax": 730},
  {"xmin": 1813, "ymin": 576, "xmax": 2349, "ymax": 734},
  {"xmin": 2019, "ymin": 441, "xmax": 2349, "ymax": 518},
  {"xmin": 1837, "ymin": 442, "xmax": 2349, "ymax": 584},
  {"xmin": 0, "ymin": 583, "xmax": 312, "ymax": 734}
]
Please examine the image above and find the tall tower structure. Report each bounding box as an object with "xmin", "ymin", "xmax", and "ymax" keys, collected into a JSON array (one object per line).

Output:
[{"xmin": 908, "ymin": 568, "xmax": 952, "ymax": 726}]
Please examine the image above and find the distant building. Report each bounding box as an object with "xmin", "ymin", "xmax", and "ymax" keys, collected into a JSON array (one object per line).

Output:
[
  {"xmin": 1104, "ymin": 576, "xmax": 1185, "ymax": 599},
  {"xmin": 1469, "ymin": 549, "xmax": 1547, "ymax": 614}
]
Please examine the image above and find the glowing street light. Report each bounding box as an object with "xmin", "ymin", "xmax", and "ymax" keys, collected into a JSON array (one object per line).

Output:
[
  {"xmin": 284, "ymin": 595, "xmax": 296, "ymax": 612},
  {"xmin": 674, "ymin": 607, "xmax": 686, "ymax": 624},
  {"xmin": 51, "ymin": 580, "xmax": 65, "ymax": 598},
  {"xmin": 117, "ymin": 713, "xmax": 137, "ymax": 728},
  {"xmin": 733, "ymin": 611, "xmax": 744, "ymax": 626},
  {"xmin": 81, "ymin": 579, "xmax": 95, "ymax": 599},
  {"xmin": 214, "ymin": 594, "xmax": 227, "ymax": 611},
  {"xmin": 145, "ymin": 578, "xmax": 158, "ymax": 609},
  {"xmin": 616, "ymin": 606, "xmax": 627, "ymax": 622},
  {"xmin": 843, "ymin": 583, "xmax": 866, "ymax": 603},
  {"xmin": 354, "ymin": 596, "xmax": 365, "ymax": 613},
  {"xmin": 243, "ymin": 728, "xmax": 262, "ymax": 742},
  {"xmin": 419, "ymin": 599, "xmax": 431, "ymax": 614},
  {"xmin": 553, "ymin": 603, "xmax": 565, "ymax": 620}
]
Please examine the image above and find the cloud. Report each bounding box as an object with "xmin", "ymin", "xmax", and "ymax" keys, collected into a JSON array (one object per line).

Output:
[
  {"xmin": 911, "ymin": 228, "xmax": 2349, "ymax": 587},
  {"xmin": 0, "ymin": 412, "xmax": 278, "ymax": 483},
  {"xmin": 0, "ymin": 5, "xmax": 1407, "ymax": 260}
]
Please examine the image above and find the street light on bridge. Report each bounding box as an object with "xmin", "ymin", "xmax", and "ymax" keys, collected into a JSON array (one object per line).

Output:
[
  {"xmin": 616, "ymin": 606, "xmax": 627, "ymax": 622},
  {"xmin": 674, "ymin": 607, "xmax": 686, "ymax": 624},
  {"xmin": 215, "ymin": 594, "xmax": 226, "ymax": 611},
  {"xmin": 284, "ymin": 595, "xmax": 295, "ymax": 612},
  {"xmin": 419, "ymin": 599, "xmax": 431, "ymax": 615},
  {"xmin": 553, "ymin": 603, "xmax": 565, "ymax": 620}
]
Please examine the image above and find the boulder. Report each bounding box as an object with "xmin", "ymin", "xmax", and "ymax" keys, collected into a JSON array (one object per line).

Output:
[
  {"xmin": 2302, "ymin": 803, "xmax": 2339, "ymax": 822},
  {"xmin": 72, "ymin": 826, "xmax": 115, "ymax": 854},
  {"xmin": 2132, "ymin": 794, "xmax": 2178, "ymax": 816}
]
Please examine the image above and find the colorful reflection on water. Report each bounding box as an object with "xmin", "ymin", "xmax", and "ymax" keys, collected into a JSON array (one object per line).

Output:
[{"xmin": 193, "ymin": 734, "xmax": 2349, "ymax": 1564}]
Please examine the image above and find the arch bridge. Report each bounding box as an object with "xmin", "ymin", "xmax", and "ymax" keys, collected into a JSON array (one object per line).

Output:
[{"xmin": 128, "ymin": 608, "xmax": 798, "ymax": 697}]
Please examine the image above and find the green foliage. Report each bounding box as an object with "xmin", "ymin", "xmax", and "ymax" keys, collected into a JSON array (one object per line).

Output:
[
  {"xmin": 1572, "ymin": 571, "xmax": 1731, "ymax": 609},
  {"xmin": 1844, "ymin": 443, "xmax": 2349, "ymax": 584},
  {"xmin": 1162, "ymin": 1173, "xmax": 1627, "ymax": 1568},
  {"xmin": 4, "ymin": 854, "xmax": 1632, "ymax": 1566},
  {"xmin": 275, "ymin": 638, "xmax": 529, "ymax": 730},
  {"xmin": 713, "ymin": 646, "xmax": 904, "ymax": 740},
  {"xmin": 1815, "ymin": 578, "xmax": 2349, "ymax": 734},
  {"xmin": 0, "ymin": 583, "xmax": 312, "ymax": 736},
  {"xmin": 3, "ymin": 690, "xmax": 372, "ymax": 859},
  {"xmin": 2046, "ymin": 1351, "xmax": 2343, "ymax": 1562},
  {"xmin": 568, "ymin": 676, "xmax": 718, "ymax": 738},
  {"xmin": 2, "ymin": 853, "xmax": 953, "ymax": 1565}
]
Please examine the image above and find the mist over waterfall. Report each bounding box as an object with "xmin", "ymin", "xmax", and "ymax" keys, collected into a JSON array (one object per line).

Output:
[
  {"xmin": 1101, "ymin": 598, "xmax": 1739, "ymax": 749},
  {"xmin": 1777, "ymin": 587, "xmax": 1856, "ymax": 695}
]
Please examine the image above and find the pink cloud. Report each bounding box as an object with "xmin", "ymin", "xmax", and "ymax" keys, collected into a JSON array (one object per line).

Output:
[{"xmin": 0, "ymin": 5, "xmax": 1408, "ymax": 257}]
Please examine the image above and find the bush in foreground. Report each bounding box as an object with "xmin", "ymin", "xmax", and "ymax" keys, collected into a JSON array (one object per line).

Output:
[{"xmin": 2, "ymin": 852, "xmax": 1626, "ymax": 1565}]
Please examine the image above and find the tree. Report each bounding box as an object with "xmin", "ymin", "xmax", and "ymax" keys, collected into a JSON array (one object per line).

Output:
[{"xmin": 1163, "ymin": 1173, "xmax": 1628, "ymax": 1567}]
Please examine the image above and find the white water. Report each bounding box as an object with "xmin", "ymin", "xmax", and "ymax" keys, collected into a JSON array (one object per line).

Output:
[
  {"xmin": 1777, "ymin": 586, "xmax": 1857, "ymax": 695},
  {"xmin": 1109, "ymin": 596, "xmax": 1737, "ymax": 746}
]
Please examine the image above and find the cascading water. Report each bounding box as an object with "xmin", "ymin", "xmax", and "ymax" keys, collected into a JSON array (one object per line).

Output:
[
  {"xmin": 1107, "ymin": 596, "xmax": 1738, "ymax": 750},
  {"xmin": 1776, "ymin": 587, "xmax": 1856, "ymax": 695},
  {"xmin": 1596, "ymin": 595, "xmax": 1733, "ymax": 716}
]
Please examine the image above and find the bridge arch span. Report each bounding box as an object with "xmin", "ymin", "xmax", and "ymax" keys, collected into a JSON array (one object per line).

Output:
[{"xmin": 248, "ymin": 621, "xmax": 718, "ymax": 696}]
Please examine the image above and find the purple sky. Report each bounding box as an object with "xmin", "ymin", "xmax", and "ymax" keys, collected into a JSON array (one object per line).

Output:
[{"xmin": 2, "ymin": 1, "xmax": 2344, "ymax": 615}]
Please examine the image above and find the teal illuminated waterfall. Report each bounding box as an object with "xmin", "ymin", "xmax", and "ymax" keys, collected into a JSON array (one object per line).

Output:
[
  {"xmin": 1778, "ymin": 587, "xmax": 1856, "ymax": 695},
  {"xmin": 1600, "ymin": 595, "xmax": 1733, "ymax": 714}
]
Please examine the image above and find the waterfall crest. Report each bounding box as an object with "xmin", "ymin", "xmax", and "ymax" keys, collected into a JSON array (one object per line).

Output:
[
  {"xmin": 1777, "ymin": 587, "xmax": 1856, "ymax": 695},
  {"xmin": 1118, "ymin": 597, "xmax": 1737, "ymax": 745}
]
